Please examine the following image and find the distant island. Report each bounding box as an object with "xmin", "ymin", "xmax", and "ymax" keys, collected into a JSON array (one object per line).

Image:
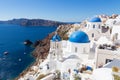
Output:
[{"xmin": 0, "ymin": 18, "xmax": 67, "ymax": 27}]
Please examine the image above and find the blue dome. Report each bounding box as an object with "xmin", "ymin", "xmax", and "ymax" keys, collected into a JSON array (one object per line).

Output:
[
  {"xmin": 69, "ymin": 31, "xmax": 89, "ymax": 43},
  {"xmin": 89, "ymin": 17, "xmax": 101, "ymax": 22},
  {"xmin": 51, "ymin": 34, "xmax": 61, "ymax": 42}
]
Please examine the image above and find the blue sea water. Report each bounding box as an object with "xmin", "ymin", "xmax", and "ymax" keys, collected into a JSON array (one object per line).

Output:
[{"xmin": 0, "ymin": 24, "xmax": 57, "ymax": 80}]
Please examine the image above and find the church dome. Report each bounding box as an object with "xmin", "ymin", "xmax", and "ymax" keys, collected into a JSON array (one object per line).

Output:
[
  {"xmin": 51, "ymin": 34, "xmax": 61, "ymax": 42},
  {"xmin": 89, "ymin": 17, "xmax": 101, "ymax": 22},
  {"xmin": 69, "ymin": 31, "xmax": 89, "ymax": 43}
]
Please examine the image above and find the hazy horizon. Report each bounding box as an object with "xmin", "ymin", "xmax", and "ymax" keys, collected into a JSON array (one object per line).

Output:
[{"xmin": 0, "ymin": 18, "xmax": 82, "ymax": 23}]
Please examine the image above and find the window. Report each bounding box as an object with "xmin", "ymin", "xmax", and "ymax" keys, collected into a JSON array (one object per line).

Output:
[
  {"xmin": 54, "ymin": 53, "xmax": 55, "ymax": 56},
  {"xmin": 93, "ymin": 25, "xmax": 95, "ymax": 28},
  {"xmin": 113, "ymin": 20, "xmax": 116, "ymax": 24},
  {"xmin": 99, "ymin": 25, "xmax": 100, "ymax": 29},
  {"xmin": 75, "ymin": 47, "xmax": 77, "ymax": 53},
  {"xmin": 105, "ymin": 59, "xmax": 113, "ymax": 64},
  {"xmin": 110, "ymin": 29, "xmax": 112, "ymax": 34},
  {"xmin": 46, "ymin": 64, "xmax": 49, "ymax": 70},
  {"xmin": 92, "ymin": 33, "xmax": 94, "ymax": 37},
  {"xmin": 83, "ymin": 47, "xmax": 86, "ymax": 53},
  {"xmin": 85, "ymin": 24, "xmax": 87, "ymax": 27},
  {"xmin": 115, "ymin": 33, "xmax": 118, "ymax": 40},
  {"xmin": 57, "ymin": 44, "xmax": 59, "ymax": 48}
]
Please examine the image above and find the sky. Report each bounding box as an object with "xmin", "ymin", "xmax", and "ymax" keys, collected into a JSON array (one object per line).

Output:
[{"xmin": 0, "ymin": 0, "xmax": 120, "ymax": 22}]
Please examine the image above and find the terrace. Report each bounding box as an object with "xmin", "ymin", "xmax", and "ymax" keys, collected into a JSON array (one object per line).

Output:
[{"xmin": 98, "ymin": 44, "xmax": 117, "ymax": 50}]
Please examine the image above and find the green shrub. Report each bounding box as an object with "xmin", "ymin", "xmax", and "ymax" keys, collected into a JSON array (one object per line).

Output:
[
  {"xmin": 74, "ymin": 74, "xmax": 81, "ymax": 80},
  {"xmin": 113, "ymin": 74, "xmax": 120, "ymax": 80},
  {"xmin": 74, "ymin": 76, "xmax": 81, "ymax": 80},
  {"xmin": 112, "ymin": 66, "xmax": 119, "ymax": 72}
]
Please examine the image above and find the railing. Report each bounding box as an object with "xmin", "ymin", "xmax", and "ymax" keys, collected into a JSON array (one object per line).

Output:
[{"xmin": 98, "ymin": 44, "xmax": 117, "ymax": 50}]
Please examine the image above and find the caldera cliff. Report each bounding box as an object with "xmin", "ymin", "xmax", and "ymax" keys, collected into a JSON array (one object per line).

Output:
[
  {"xmin": 15, "ymin": 24, "xmax": 74, "ymax": 80},
  {"xmin": 0, "ymin": 18, "xmax": 66, "ymax": 27}
]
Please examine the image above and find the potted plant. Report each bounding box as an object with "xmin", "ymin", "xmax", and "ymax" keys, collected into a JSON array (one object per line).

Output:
[
  {"xmin": 74, "ymin": 74, "xmax": 81, "ymax": 80},
  {"xmin": 55, "ymin": 70, "xmax": 61, "ymax": 79}
]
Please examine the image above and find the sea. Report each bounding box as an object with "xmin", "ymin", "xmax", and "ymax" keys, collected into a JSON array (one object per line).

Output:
[{"xmin": 0, "ymin": 24, "xmax": 57, "ymax": 80}]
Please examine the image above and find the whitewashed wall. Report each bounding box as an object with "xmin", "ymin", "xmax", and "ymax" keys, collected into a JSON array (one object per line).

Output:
[
  {"xmin": 68, "ymin": 41, "xmax": 90, "ymax": 57},
  {"xmin": 95, "ymin": 48, "xmax": 120, "ymax": 68},
  {"xmin": 111, "ymin": 25, "xmax": 120, "ymax": 40}
]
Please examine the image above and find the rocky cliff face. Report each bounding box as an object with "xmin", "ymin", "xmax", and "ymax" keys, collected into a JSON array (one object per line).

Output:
[
  {"xmin": 15, "ymin": 24, "xmax": 73, "ymax": 79},
  {"xmin": 32, "ymin": 32, "xmax": 55, "ymax": 58},
  {"xmin": 33, "ymin": 24, "xmax": 73, "ymax": 59}
]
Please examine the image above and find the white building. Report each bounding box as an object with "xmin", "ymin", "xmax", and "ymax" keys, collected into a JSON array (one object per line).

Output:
[
  {"xmin": 92, "ymin": 68, "xmax": 113, "ymax": 80},
  {"xmin": 18, "ymin": 15, "xmax": 120, "ymax": 80},
  {"xmin": 84, "ymin": 17, "xmax": 111, "ymax": 41},
  {"xmin": 111, "ymin": 24, "xmax": 120, "ymax": 41},
  {"xmin": 95, "ymin": 44, "xmax": 120, "ymax": 68},
  {"xmin": 95, "ymin": 23, "xmax": 120, "ymax": 68},
  {"xmin": 67, "ymin": 30, "xmax": 90, "ymax": 55},
  {"xmin": 45, "ymin": 18, "xmax": 120, "ymax": 79},
  {"xmin": 44, "ymin": 30, "xmax": 94, "ymax": 80},
  {"xmin": 85, "ymin": 17, "xmax": 102, "ymax": 40}
]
